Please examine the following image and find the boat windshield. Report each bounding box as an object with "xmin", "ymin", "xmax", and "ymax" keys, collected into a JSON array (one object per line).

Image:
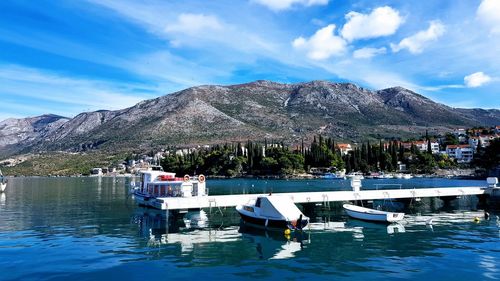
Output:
[{"xmin": 255, "ymin": 198, "xmax": 261, "ymax": 207}]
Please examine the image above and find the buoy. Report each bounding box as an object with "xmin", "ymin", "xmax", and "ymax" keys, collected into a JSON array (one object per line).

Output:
[
  {"xmin": 198, "ymin": 174, "xmax": 205, "ymax": 183},
  {"xmin": 474, "ymin": 217, "xmax": 481, "ymax": 223},
  {"xmin": 284, "ymin": 229, "xmax": 291, "ymax": 235}
]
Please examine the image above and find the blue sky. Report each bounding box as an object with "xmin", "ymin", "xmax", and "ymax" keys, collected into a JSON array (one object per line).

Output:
[{"xmin": 1, "ymin": 0, "xmax": 499, "ymax": 120}]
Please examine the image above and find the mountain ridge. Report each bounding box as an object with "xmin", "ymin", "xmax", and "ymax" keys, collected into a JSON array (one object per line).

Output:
[{"xmin": 1, "ymin": 80, "xmax": 499, "ymax": 158}]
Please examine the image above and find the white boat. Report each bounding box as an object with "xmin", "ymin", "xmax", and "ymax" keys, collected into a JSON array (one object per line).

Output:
[
  {"xmin": 382, "ymin": 173, "xmax": 394, "ymax": 179},
  {"xmin": 0, "ymin": 169, "xmax": 6, "ymax": 193},
  {"xmin": 403, "ymin": 174, "xmax": 413, "ymax": 179},
  {"xmin": 322, "ymin": 173, "xmax": 346, "ymax": 180},
  {"xmin": 346, "ymin": 172, "xmax": 364, "ymax": 179},
  {"xmin": 236, "ymin": 195, "xmax": 309, "ymax": 230},
  {"xmin": 343, "ymin": 204, "xmax": 404, "ymax": 223},
  {"xmin": 133, "ymin": 169, "xmax": 207, "ymax": 209}
]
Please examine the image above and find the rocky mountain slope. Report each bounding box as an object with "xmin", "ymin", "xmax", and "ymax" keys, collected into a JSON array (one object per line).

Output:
[
  {"xmin": 0, "ymin": 114, "xmax": 69, "ymax": 155},
  {"xmin": 1, "ymin": 80, "xmax": 498, "ymax": 158}
]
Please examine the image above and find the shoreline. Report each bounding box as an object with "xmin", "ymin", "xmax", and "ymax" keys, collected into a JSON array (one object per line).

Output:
[{"xmin": 1, "ymin": 173, "xmax": 488, "ymax": 180}]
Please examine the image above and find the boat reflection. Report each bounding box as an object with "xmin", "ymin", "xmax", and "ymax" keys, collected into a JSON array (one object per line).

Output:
[
  {"xmin": 238, "ymin": 223, "xmax": 310, "ymax": 260},
  {"xmin": 131, "ymin": 207, "xmax": 314, "ymax": 259},
  {"xmin": 0, "ymin": 193, "xmax": 5, "ymax": 206},
  {"xmin": 345, "ymin": 219, "xmax": 406, "ymax": 236}
]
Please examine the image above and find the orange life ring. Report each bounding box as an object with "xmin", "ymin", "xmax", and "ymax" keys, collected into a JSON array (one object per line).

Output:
[
  {"xmin": 183, "ymin": 175, "xmax": 190, "ymax": 182},
  {"xmin": 198, "ymin": 174, "xmax": 206, "ymax": 183}
]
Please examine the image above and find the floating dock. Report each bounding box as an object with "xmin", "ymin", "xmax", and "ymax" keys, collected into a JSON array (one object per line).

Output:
[{"xmin": 152, "ymin": 186, "xmax": 494, "ymax": 211}]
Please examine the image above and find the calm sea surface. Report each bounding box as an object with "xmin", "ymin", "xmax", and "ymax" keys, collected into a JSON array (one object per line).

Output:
[{"xmin": 0, "ymin": 177, "xmax": 499, "ymax": 281}]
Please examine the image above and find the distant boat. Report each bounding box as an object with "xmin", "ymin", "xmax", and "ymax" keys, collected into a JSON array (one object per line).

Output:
[
  {"xmin": 346, "ymin": 172, "xmax": 364, "ymax": 179},
  {"xmin": 403, "ymin": 174, "xmax": 413, "ymax": 179},
  {"xmin": 0, "ymin": 169, "xmax": 6, "ymax": 193},
  {"xmin": 343, "ymin": 204, "xmax": 405, "ymax": 223},
  {"xmin": 321, "ymin": 173, "xmax": 346, "ymax": 180},
  {"xmin": 236, "ymin": 195, "xmax": 309, "ymax": 230}
]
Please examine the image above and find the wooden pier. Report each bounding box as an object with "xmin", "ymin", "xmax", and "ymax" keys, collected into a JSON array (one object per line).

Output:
[{"xmin": 152, "ymin": 186, "xmax": 494, "ymax": 211}]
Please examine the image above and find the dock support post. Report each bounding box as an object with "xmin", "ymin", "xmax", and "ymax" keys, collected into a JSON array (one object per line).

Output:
[{"xmin": 165, "ymin": 207, "xmax": 169, "ymax": 235}]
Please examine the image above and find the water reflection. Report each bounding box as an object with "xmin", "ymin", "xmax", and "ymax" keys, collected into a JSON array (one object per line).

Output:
[{"xmin": 239, "ymin": 224, "xmax": 309, "ymax": 260}]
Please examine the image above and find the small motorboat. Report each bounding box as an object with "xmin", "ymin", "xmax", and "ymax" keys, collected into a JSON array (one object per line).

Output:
[
  {"xmin": 236, "ymin": 195, "xmax": 309, "ymax": 230},
  {"xmin": 343, "ymin": 204, "xmax": 404, "ymax": 223},
  {"xmin": 322, "ymin": 173, "xmax": 346, "ymax": 180},
  {"xmin": 403, "ymin": 174, "xmax": 413, "ymax": 179}
]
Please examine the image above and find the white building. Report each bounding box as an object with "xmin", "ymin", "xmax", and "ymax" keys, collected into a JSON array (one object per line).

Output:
[
  {"xmin": 413, "ymin": 141, "xmax": 440, "ymax": 154},
  {"xmin": 337, "ymin": 144, "xmax": 353, "ymax": 155},
  {"xmin": 446, "ymin": 145, "xmax": 474, "ymax": 163},
  {"xmin": 453, "ymin": 128, "xmax": 466, "ymax": 136},
  {"xmin": 469, "ymin": 135, "xmax": 499, "ymax": 150}
]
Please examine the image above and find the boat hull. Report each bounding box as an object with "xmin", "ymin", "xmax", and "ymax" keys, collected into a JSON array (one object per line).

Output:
[
  {"xmin": 237, "ymin": 210, "xmax": 309, "ymax": 230},
  {"xmin": 0, "ymin": 183, "xmax": 6, "ymax": 193},
  {"xmin": 343, "ymin": 204, "xmax": 404, "ymax": 223},
  {"xmin": 133, "ymin": 191, "xmax": 154, "ymax": 207}
]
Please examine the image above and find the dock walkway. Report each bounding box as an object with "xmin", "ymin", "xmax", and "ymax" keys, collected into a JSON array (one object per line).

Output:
[{"xmin": 153, "ymin": 186, "xmax": 489, "ymax": 211}]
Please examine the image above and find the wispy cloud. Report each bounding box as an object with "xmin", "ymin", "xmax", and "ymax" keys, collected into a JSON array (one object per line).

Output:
[
  {"xmin": 252, "ymin": 0, "xmax": 329, "ymax": 11},
  {"xmin": 0, "ymin": 65, "xmax": 157, "ymax": 119},
  {"xmin": 353, "ymin": 47, "xmax": 387, "ymax": 59}
]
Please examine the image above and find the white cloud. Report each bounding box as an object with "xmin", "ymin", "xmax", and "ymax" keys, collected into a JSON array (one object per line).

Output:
[
  {"xmin": 464, "ymin": 72, "xmax": 492, "ymax": 87},
  {"xmin": 353, "ymin": 47, "xmax": 386, "ymax": 59},
  {"xmin": 340, "ymin": 6, "xmax": 403, "ymax": 42},
  {"xmin": 292, "ymin": 24, "xmax": 346, "ymax": 60},
  {"xmin": 165, "ymin": 13, "xmax": 223, "ymax": 35},
  {"xmin": 391, "ymin": 21, "xmax": 445, "ymax": 54},
  {"xmin": 477, "ymin": 0, "xmax": 500, "ymax": 34},
  {"xmin": 253, "ymin": 0, "xmax": 328, "ymax": 11}
]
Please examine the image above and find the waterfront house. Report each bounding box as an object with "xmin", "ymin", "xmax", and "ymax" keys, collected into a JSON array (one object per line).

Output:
[
  {"xmin": 445, "ymin": 145, "xmax": 474, "ymax": 163},
  {"xmin": 337, "ymin": 143, "xmax": 353, "ymax": 155},
  {"xmin": 399, "ymin": 141, "xmax": 439, "ymax": 154}
]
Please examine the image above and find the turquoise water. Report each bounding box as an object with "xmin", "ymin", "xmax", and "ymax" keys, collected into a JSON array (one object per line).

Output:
[{"xmin": 0, "ymin": 177, "xmax": 499, "ymax": 281}]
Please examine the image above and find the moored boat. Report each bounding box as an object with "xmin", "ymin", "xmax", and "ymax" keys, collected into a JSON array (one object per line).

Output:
[
  {"xmin": 322, "ymin": 173, "xmax": 346, "ymax": 180},
  {"xmin": 133, "ymin": 169, "xmax": 207, "ymax": 209},
  {"xmin": 403, "ymin": 174, "xmax": 413, "ymax": 179},
  {"xmin": 343, "ymin": 204, "xmax": 404, "ymax": 223},
  {"xmin": 346, "ymin": 172, "xmax": 364, "ymax": 179},
  {"xmin": 236, "ymin": 195, "xmax": 309, "ymax": 230}
]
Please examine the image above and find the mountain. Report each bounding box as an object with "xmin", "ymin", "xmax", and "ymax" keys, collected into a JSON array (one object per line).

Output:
[
  {"xmin": 1, "ymin": 80, "xmax": 499, "ymax": 158},
  {"xmin": 0, "ymin": 114, "xmax": 69, "ymax": 156}
]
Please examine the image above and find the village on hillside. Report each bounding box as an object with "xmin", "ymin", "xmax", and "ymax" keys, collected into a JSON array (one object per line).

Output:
[{"xmin": 88, "ymin": 125, "xmax": 500, "ymax": 178}]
